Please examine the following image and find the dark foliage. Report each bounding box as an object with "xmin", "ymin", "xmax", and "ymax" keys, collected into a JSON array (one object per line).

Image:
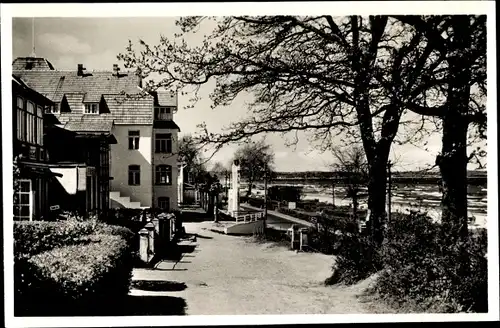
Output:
[
  {"xmin": 14, "ymin": 220, "xmax": 135, "ymax": 316},
  {"xmin": 371, "ymin": 212, "xmax": 487, "ymax": 313},
  {"xmin": 268, "ymin": 185, "xmax": 303, "ymax": 203}
]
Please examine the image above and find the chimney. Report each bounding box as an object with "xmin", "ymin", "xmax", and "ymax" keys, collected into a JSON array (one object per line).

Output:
[
  {"xmin": 77, "ymin": 64, "xmax": 85, "ymax": 76},
  {"xmin": 113, "ymin": 64, "xmax": 120, "ymax": 76}
]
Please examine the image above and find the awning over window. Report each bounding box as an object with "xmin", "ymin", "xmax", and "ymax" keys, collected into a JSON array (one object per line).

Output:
[{"xmin": 18, "ymin": 161, "xmax": 63, "ymax": 178}]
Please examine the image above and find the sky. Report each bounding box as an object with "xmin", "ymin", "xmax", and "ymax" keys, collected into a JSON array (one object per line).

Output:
[{"xmin": 11, "ymin": 17, "xmax": 479, "ymax": 172}]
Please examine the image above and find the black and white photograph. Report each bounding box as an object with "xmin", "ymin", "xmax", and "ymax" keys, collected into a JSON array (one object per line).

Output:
[{"xmin": 1, "ymin": 2, "xmax": 498, "ymax": 327}]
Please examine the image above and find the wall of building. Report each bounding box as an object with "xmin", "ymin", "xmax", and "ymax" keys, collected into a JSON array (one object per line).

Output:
[
  {"xmin": 153, "ymin": 128, "xmax": 178, "ymax": 211},
  {"xmin": 110, "ymin": 124, "xmax": 153, "ymax": 207}
]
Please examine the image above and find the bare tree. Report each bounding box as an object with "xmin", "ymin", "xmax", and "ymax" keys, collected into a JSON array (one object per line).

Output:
[
  {"xmin": 178, "ymin": 134, "xmax": 207, "ymax": 186},
  {"xmin": 118, "ymin": 15, "xmax": 467, "ymax": 246},
  {"xmin": 233, "ymin": 139, "xmax": 275, "ymax": 197},
  {"xmin": 331, "ymin": 146, "xmax": 369, "ymax": 222},
  {"xmin": 395, "ymin": 15, "xmax": 487, "ymax": 242}
]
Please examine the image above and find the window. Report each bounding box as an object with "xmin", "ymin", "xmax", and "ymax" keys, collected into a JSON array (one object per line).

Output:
[
  {"xmin": 84, "ymin": 103, "xmax": 99, "ymax": 114},
  {"xmin": 26, "ymin": 101, "xmax": 36, "ymax": 144},
  {"xmin": 158, "ymin": 197, "xmax": 170, "ymax": 211},
  {"xmin": 128, "ymin": 131, "xmax": 140, "ymax": 150},
  {"xmin": 37, "ymin": 105, "xmax": 43, "ymax": 146},
  {"xmin": 154, "ymin": 107, "xmax": 171, "ymax": 120},
  {"xmin": 156, "ymin": 165, "xmax": 172, "ymax": 185},
  {"xmin": 128, "ymin": 165, "xmax": 140, "ymax": 185},
  {"xmin": 14, "ymin": 180, "xmax": 32, "ymax": 221},
  {"xmin": 16, "ymin": 97, "xmax": 25, "ymax": 141},
  {"xmin": 155, "ymin": 133, "xmax": 172, "ymax": 153}
]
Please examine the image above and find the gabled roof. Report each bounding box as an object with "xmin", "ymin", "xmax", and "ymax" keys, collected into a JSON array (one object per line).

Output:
[{"xmin": 63, "ymin": 93, "xmax": 85, "ymax": 112}]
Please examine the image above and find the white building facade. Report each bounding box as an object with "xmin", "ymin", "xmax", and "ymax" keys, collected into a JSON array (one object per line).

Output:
[{"xmin": 14, "ymin": 58, "xmax": 180, "ymax": 212}]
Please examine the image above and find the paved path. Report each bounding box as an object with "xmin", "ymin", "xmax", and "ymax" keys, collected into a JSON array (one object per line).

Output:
[{"xmin": 130, "ymin": 222, "xmax": 381, "ymax": 315}]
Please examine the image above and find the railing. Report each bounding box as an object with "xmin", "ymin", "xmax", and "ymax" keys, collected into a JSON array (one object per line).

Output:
[{"xmin": 233, "ymin": 210, "xmax": 265, "ymax": 223}]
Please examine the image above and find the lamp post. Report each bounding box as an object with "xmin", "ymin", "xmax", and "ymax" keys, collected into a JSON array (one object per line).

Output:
[{"xmin": 263, "ymin": 164, "xmax": 268, "ymax": 232}]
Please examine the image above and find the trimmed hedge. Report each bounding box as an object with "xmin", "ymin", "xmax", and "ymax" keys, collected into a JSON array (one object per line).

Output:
[
  {"xmin": 14, "ymin": 219, "xmax": 98, "ymax": 260},
  {"xmin": 14, "ymin": 219, "xmax": 135, "ymax": 316}
]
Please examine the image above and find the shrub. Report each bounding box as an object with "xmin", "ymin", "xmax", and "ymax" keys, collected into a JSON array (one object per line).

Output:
[
  {"xmin": 371, "ymin": 212, "xmax": 488, "ymax": 313},
  {"xmin": 95, "ymin": 223, "xmax": 135, "ymax": 245},
  {"xmin": 325, "ymin": 233, "xmax": 382, "ymax": 285},
  {"xmin": 14, "ymin": 219, "xmax": 98, "ymax": 260},
  {"xmin": 14, "ymin": 220, "xmax": 136, "ymax": 316},
  {"xmin": 15, "ymin": 234, "xmax": 134, "ymax": 316}
]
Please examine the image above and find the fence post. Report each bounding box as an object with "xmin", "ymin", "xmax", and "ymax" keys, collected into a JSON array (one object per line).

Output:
[
  {"xmin": 138, "ymin": 228, "xmax": 149, "ymax": 263},
  {"xmin": 299, "ymin": 228, "xmax": 309, "ymax": 251},
  {"xmin": 144, "ymin": 222, "xmax": 155, "ymax": 262},
  {"xmin": 152, "ymin": 216, "xmax": 160, "ymax": 235}
]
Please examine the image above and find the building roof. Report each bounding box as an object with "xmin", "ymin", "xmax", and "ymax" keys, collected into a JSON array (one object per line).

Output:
[
  {"xmin": 64, "ymin": 120, "xmax": 114, "ymax": 133},
  {"xmin": 13, "ymin": 68, "xmax": 154, "ymax": 125},
  {"xmin": 12, "ymin": 57, "xmax": 55, "ymax": 71},
  {"xmin": 151, "ymin": 90, "xmax": 177, "ymax": 107},
  {"xmin": 12, "ymin": 74, "xmax": 54, "ymax": 106}
]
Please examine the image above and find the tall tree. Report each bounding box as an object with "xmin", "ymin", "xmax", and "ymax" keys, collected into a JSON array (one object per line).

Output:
[
  {"xmin": 118, "ymin": 15, "xmax": 461, "ymax": 246},
  {"xmin": 233, "ymin": 140, "xmax": 275, "ymax": 197},
  {"xmin": 395, "ymin": 15, "xmax": 487, "ymax": 242}
]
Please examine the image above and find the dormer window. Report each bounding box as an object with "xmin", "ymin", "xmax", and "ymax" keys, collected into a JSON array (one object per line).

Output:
[
  {"xmin": 84, "ymin": 103, "xmax": 99, "ymax": 114},
  {"xmin": 45, "ymin": 103, "xmax": 60, "ymax": 114},
  {"xmin": 154, "ymin": 107, "xmax": 172, "ymax": 120}
]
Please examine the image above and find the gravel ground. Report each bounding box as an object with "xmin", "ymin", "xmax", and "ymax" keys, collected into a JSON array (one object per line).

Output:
[{"xmin": 131, "ymin": 221, "xmax": 388, "ymax": 315}]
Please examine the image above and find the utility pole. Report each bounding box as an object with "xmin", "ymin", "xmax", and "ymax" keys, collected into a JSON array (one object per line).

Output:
[
  {"xmin": 332, "ymin": 176, "xmax": 336, "ymax": 208},
  {"xmin": 386, "ymin": 161, "xmax": 392, "ymax": 223},
  {"xmin": 263, "ymin": 165, "xmax": 268, "ymax": 233}
]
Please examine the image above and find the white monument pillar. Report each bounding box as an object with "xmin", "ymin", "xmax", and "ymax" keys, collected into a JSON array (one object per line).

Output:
[
  {"xmin": 177, "ymin": 163, "xmax": 187, "ymax": 205},
  {"xmin": 228, "ymin": 160, "xmax": 240, "ymax": 217}
]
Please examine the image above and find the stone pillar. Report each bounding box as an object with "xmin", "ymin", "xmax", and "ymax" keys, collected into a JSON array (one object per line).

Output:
[
  {"xmin": 138, "ymin": 228, "xmax": 149, "ymax": 263},
  {"xmin": 144, "ymin": 222, "xmax": 155, "ymax": 261},
  {"xmin": 152, "ymin": 216, "xmax": 160, "ymax": 235},
  {"xmin": 299, "ymin": 228, "xmax": 308, "ymax": 251},
  {"xmin": 290, "ymin": 224, "xmax": 299, "ymax": 250}
]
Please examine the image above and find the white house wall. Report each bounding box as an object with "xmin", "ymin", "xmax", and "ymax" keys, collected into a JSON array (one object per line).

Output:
[
  {"xmin": 110, "ymin": 124, "xmax": 153, "ymax": 207},
  {"xmin": 153, "ymin": 128, "xmax": 179, "ymax": 211}
]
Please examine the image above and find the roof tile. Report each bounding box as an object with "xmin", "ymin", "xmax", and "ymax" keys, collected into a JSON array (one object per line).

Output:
[{"xmin": 14, "ymin": 69, "xmax": 155, "ymax": 125}]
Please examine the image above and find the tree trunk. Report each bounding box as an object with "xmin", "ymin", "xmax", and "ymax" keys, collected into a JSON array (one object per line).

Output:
[
  {"xmin": 438, "ymin": 115, "xmax": 469, "ymax": 241},
  {"xmin": 439, "ymin": 16, "xmax": 472, "ymax": 244},
  {"xmin": 247, "ymin": 179, "xmax": 253, "ymax": 197},
  {"xmin": 367, "ymin": 158, "xmax": 388, "ymax": 246}
]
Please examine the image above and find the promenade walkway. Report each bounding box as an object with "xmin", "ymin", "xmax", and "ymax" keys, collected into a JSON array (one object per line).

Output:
[{"xmin": 130, "ymin": 220, "xmax": 385, "ymax": 315}]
